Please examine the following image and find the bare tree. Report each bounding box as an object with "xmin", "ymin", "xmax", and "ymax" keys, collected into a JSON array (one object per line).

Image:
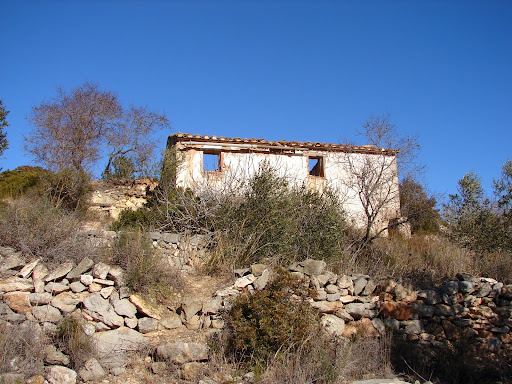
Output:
[
  {"xmin": 103, "ymin": 105, "xmax": 169, "ymax": 178},
  {"xmin": 25, "ymin": 82, "xmax": 169, "ymax": 177},
  {"xmin": 340, "ymin": 113, "xmax": 420, "ymax": 245}
]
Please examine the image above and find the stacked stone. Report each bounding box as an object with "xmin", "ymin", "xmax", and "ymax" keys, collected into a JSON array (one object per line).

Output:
[
  {"xmin": 216, "ymin": 258, "xmax": 512, "ymax": 360},
  {"xmin": 289, "ymin": 259, "xmax": 383, "ymax": 338},
  {"xmin": 0, "ymin": 247, "xmax": 211, "ymax": 383},
  {"xmin": 147, "ymin": 232, "xmax": 209, "ymax": 273},
  {"xmin": 88, "ymin": 178, "xmax": 157, "ymax": 220},
  {"xmin": 385, "ymin": 274, "xmax": 512, "ymax": 353}
]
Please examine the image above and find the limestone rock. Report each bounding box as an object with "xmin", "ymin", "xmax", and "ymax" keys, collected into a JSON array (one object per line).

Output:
[
  {"xmin": 82, "ymin": 293, "xmax": 124, "ymax": 328},
  {"xmin": 181, "ymin": 361, "xmax": 204, "ymax": 380},
  {"xmin": 234, "ymin": 274, "xmax": 256, "ymax": 289},
  {"xmin": 100, "ymin": 286, "xmax": 114, "ymax": 298},
  {"xmin": 138, "ymin": 317, "xmax": 161, "ymax": 333},
  {"xmin": 92, "ymin": 262, "xmax": 110, "ymax": 280},
  {"xmin": 32, "ymin": 305, "xmax": 62, "ymax": 323},
  {"xmin": 250, "ymin": 264, "xmax": 267, "ymax": 277},
  {"xmin": 17, "ymin": 259, "xmax": 40, "ymax": 279},
  {"xmin": 107, "ymin": 266, "xmax": 125, "ymax": 286},
  {"xmin": 320, "ymin": 314, "xmax": 345, "ymax": 336},
  {"xmin": 29, "ymin": 292, "xmax": 52, "ymax": 305},
  {"xmin": 129, "ymin": 294, "xmax": 161, "ymax": 319},
  {"xmin": 337, "ymin": 275, "xmax": 354, "ymax": 290},
  {"xmin": 78, "ymin": 358, "xmax": 106, "ymax": 382},
  {"xmin": 181, "ymin": 299, "xmax": 203, "ymax": 321},
  {"xmin": 32, "ymin": 262, "xmax": 49, "ymax": 281},
  {"xmin": 0, "ymin": 302, "xmax": 26, "ymax": 322},
  {"xmin": 45, "ymin": 365, "xmax": 77, "ymax": 384},
  {"xmin": 253, "ymin": 269, "xmax": 270, "ymax": 291},
  {"xmin": 0, "ymin": 276, "xmax": 34, "ymax": 292},
  {"xmin": 93, "ymin": 327, "xmax": 148, "ymax": 368},
  {"xmin": 4, "ymin": 291, "xmax": 31, "ymax": 313},
  {"xmin": 80, "ymin": 275, "xmax": 94, "ymax": 286},
  {"xmin": 69, "ymin": 282, "xmax": 86, "ymax": 293},
  {"xmin": 44, "ymin": 344, "xmax": 70, "ymax": 366},
  {"xmin": 44, "ymin": 262, "xmax": 74, "ymax": 282},
  {"xmin": 66, "ymin": 257, "xmax": 94, "ymax": 280},
  {"xmin": 156, "ymin": 342, "xmax": 209, "ymax": 364},
  {"xmin": 202, "ymin": 297, "xmax": 222, "ymax": 315},
  {"xmin": 45, "ymin": 282, "xmax": 69, "ymax": 294},
  {"xmin": 112, "ymin": 298, "xmax": 137, "ymax": 318},
  {"xmin": 344, "ymin": 303, "xmax": 378, "ymax": 319},
  {"xmin": 325, "ymin": 284, "xmax": 339, "ymax": 294},
  {"xmin": 0, "ymin": 251, "xmax": 25, "ymax": 272},
  {"xmin": 51, "ymin": 292, "xmax": 83, "ymax": 313},
  {"xmin": 402, "ymin": 320, "xmax": 424, "ymax": 335},
  {"xmin": 300, "ymin": 259, "xmax": 326, "ymax": 276},
  {"xmin": 161, "ymin": 312, "xmax": 184, "ymax": 329},
  {"xmin": 88, "ymin": 282, "xmax": 102, "ymax": 292},
  {"xmin": 353, "ymin": 277, "xmax": 368, "ymax": 296}
]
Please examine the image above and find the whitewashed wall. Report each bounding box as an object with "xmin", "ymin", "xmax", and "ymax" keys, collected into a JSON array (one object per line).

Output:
[{"xmin": 173, "ymin": 145, "xmax": 400, "ymax": 234}]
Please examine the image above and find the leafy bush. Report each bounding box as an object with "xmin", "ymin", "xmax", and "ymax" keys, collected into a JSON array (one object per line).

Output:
[
  {"xmin": 0, "ymin": 196, "xmax": 96, "ymax": 266},
  {"xmin": 108, "ymin": 230, "xmax": 183, "ymax": 301},
  {"xmin": 209, "ymin": 163, "xmax": 347, "ymax": 268},
  {"xmin": 0, "ymin": 166, "xmax": 53, "ymax": 199},
  {"xmin": 54, "ymin": 316, "xmax": 94, "ymax": 370},
  {"xmin": 225, "ymin": 269, "xmax": 318, "ymax": 367}
]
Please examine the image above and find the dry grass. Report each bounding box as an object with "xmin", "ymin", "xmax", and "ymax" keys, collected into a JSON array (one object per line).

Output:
[
  {"xmin": 54, "ymin": 316, "xmax": 95, "ymax": 370},
  {"xmin": 259, "ymin": 334, "xmax": 393, "ymax": 384},
  {"xmin": 108, "ymin": 230, "xmax": 184, "ymax": 303},
  {"xmin": 0, "ymin": 196, "xmax": 98, "ymax": 267},
  {"xmin": 0, "ymin": 320, "xmax": 47, "ymax": 376},
  {"xmin": 336, "ymin": 234, "xmax": 502, "ymax": 288}
]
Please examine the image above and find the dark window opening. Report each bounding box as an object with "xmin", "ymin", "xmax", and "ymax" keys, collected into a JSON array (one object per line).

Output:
[
  {"xmin": 308, "ymin": 156, "xmax": 324, "ymax": 177},
  {"xmin": 203, "ymin": 152, "xmax": 221, "ymax": 172}
]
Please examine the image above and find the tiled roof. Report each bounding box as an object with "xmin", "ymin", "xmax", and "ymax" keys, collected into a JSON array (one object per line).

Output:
[{"xmin": 170, "ymin": 132, "xmax": 397, "ymax": 155}]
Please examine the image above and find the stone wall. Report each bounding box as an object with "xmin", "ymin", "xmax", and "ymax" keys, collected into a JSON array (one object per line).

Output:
[
  {"xmin": 88, "ymin": 178, "xmax": 157, "ymax": 220},
  {"xmin": 1, "ymin": 246, "xmax": 511, "ymax": 383}
]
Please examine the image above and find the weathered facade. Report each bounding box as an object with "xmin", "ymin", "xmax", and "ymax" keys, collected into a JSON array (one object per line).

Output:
[{"xmin": 166, "ymin": 133, "xmax": 401, "ymax": 234}]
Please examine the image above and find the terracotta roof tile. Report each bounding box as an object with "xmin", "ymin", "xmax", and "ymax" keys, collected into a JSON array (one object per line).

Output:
[{"xmin": 170, "ymin": 132, "xmax": 397, "ymax": 155}]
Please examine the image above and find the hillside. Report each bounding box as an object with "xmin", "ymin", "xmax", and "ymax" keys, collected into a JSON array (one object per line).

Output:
[{"xmin": 0, "ymin": 174, "xmax": 511, "ymax": 384}]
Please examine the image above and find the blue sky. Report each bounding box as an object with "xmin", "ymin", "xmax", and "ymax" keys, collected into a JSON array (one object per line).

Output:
[{"xmin": 1, "ymin": 0, "xmax": 511, "ymax": 200}]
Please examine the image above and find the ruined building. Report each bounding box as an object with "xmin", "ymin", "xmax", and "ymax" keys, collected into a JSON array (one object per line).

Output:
[{"xmin": 166, "ymin": 133, "xmax": 402, "ymax": 235}]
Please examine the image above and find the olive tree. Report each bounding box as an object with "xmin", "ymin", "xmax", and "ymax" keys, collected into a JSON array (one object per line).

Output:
[{"xmin": 25, "ymin": 82, "xmax": 169, "ymax": 177}]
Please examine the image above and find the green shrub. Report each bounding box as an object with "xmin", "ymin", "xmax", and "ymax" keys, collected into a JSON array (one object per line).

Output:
[
  {"xmin": 54, "ymin": 316, "xmax": 94, "ymax": 370},
  {"xmin": 109, "ymin": 230, "xmax": 183, "ymax": 302},
  {"xmin": 225, "ymin": 269, "xmax": 318, "ymax": 367},
  {"xmin": 209, "ymin": 163, "xmax": 347, "ymax": 268},
  {"xmin": 0, "ymin": 165, "xmax": 53, "ymax": 199}
]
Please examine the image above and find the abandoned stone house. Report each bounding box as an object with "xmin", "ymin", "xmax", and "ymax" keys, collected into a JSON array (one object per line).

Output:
[{"xmin": 166, "ymin": 132, "xmax": 402, "ymax": 235}]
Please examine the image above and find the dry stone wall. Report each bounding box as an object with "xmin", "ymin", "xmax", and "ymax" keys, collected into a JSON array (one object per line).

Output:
[{"xmin": 2, "ymin": 241, "xmax": 511, "ymax": 383}]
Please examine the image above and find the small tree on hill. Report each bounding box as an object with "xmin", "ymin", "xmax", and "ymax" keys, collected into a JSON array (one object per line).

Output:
[
  {"xmin": 444, "ymin": 171, "xmax": 507, "ymax": 251},
  {"xmin": 340, "ymin": 113, "xmax": 421, "ymax": 246},
  {"xmin": 400, "ymin": 177, "xmax": 440, "ymax": 234},
  {"xmin": 0, "ymin": 100, "xmax": 9, "ymax": 168}
]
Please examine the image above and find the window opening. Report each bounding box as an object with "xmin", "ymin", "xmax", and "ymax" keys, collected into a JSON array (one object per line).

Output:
[
  {"xmin": 203, "ymin": 152, "xmax": 221, "ymax": 172},
  {"xmin": 308, "ymin": 156, "xmax": 324, "ymax": 177}
]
